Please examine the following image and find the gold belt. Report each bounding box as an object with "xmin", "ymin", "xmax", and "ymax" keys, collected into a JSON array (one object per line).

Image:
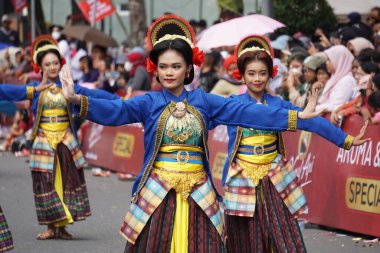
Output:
[
  {"xmin": 152, "ymin": 166, "xmax": 206, "ymax": 200},
  {"xmin": 237, "ymin": 158, "xmax": 271, "ymax": 185}
]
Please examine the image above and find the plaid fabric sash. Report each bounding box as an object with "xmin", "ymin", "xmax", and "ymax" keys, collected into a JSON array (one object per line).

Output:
[
  {"xmin": 120, "ymin": 172, "xmax": 224, "ymax": 245},
  {"xmin": 29, "ymin": 129, "xmax": 85, "ymax": 172},
  {"xmin": 224, "ymin": 154, "xmax": 307, "ymax": 218},
  {"xmin": 0, "ymin": 207, "xmax": 14, "ymax": 252}
]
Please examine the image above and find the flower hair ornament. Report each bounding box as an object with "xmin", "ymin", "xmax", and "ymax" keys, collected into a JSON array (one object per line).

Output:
[
  {"xmin": 31, "ymin": 35, "xmax": 66, "ymax": 73},
  {"xmin": 145, "ymin": 14, "xmax": 205, "ymax": 73},
  {"xmin": 234, "ymin": 34, "xmax": 278, "ymax": 80}
]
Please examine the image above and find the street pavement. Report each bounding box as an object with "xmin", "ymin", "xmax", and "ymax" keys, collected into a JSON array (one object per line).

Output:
[{"xmin": 1, "ymin": 153, "xmax": 379, "ymax": 253}]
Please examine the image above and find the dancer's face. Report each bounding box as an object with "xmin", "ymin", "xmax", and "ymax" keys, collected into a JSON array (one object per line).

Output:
[
  {"xmin": 157, "ymin": 49, "xmax": 189, "ymax": 94},
  {"xmin": 41, "ymin": 52, "xmax": 61, "ymax": 80},
  {"xmin": 243, "ymin": 60, "xmax": 269, "ymax": 95}
]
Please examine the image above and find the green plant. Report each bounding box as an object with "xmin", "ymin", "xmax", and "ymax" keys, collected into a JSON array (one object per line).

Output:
[{"xmin": 273, "ymin": 0, "xmax": 337, "ymax": 35}]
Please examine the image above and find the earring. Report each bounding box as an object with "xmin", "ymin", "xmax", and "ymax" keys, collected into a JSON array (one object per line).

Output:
[{"xmin": 186, "ymin": 71, "xmax": 190, "ymax": 79}]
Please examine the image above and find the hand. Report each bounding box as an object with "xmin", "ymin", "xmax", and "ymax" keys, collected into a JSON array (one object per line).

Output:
[
  {"xmin": 330, "ymin": 111, "xmax": 341, "ymax": 125},
  {"xmin": 352, "ymin": 120, "xmax": 371, "ymax": 146},
  {"xmin": 123, "ymin": 86, "xmax": 133, "ymax": 100},
  {"xmin": 60, "ymin": 65, "xmax": 80, "ymax": 104},
  {"xmin": 35, "ymin": 70, "xmax": 53, "ymax": 92},
  {"xmin": 303, "ymin": 83, "xmax": 322, "ymax": 114},
  {"xmin": 308, "ymin": 42, "xmax": 318, "ymax": 55}
]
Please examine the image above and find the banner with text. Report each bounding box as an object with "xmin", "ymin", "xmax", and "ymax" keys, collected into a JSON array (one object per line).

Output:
[{"xmin": 76, "ymin": 0, "xmax": 115, "ymax": 23}]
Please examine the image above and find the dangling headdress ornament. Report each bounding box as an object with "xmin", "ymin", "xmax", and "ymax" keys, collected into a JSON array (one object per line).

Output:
[
  {"xmin": 146, "ymin": 14, "xmax": 205, "ymax": 73},
  {"xmin": 232, "ymin": 34, "xmax": 278, "ymax": 80},
  {"xmin": 31, "ymin": 35, "xmax": 66, "ymax": 73}
]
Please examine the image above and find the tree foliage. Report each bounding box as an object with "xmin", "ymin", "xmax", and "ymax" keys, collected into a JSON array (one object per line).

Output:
[{"xmin": 273, "ymin": 0, "xmax": 337, "ymax": 35}]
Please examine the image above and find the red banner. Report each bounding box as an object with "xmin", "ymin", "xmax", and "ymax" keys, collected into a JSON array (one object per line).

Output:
[
  {"xmin": 81, "ymin": 114, "xmax": 380, "ymax": 237},
  {"xmin": 76, "ymin": 0, "xmax": 115, "ymax": 23},
  {"xmin": 11, "ymin": 0, "xmax": 28, "ymax": 13}
]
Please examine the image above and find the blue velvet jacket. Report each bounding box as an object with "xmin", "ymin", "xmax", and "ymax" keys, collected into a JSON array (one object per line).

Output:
[
  {"xmin": 221, "ymin": 92, "xmax": 351, "ymax": 186},
  {"xmin": 78, "ymin": 88, "xmax": 351, "ymax": 202},
  {"xmin": 0, "ymin": 79, "xmax": 119, "ymax": 141}
]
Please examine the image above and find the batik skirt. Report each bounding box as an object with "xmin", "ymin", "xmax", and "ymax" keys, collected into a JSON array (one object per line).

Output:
[
  {"xmin": 124, "ymin": 189, "xmax": 226, "ymax": 253},
  {"xmin": 32, "ymin": 142, "xmax": 91, "ymax": 225},
  {"xmin": 225, "ymin": 176, "xmax": 306, "ymax": 253}
]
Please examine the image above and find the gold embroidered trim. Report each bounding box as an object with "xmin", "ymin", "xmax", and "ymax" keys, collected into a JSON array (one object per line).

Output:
[
  {"xmin": 152, "ymin": 167, "xmax": 206, "ymax": 199},
  {"xmin": 287, "ymin": 110, "xmax": 297, "ymax": 131},
  {"xmin": 31, "ymin": 89, "xmax": 47, "ymax": 141},
  {"xmin": 278, "ymin": 132, "xmax": 286, "ymax": 157},
  {"xmin": 187, "ymin": 104, "xmax": 209, "ymax": 160},
  {"xmin": 343, "ymin": 135, "xmax": 354, "ymax": 150},
  {"xmin": 228, "ymin": 127, "xmax": 243, "ymax": 168},
  {"xmin": 131, "ymin": 102, "xmax": 208, "ymax": 203},
  {"xmin": 131, "ymin": 105, "xmax": 171, "ymax": 203},
  {"xmin": 26, "ymin": 86, "xmax": 35, "ymax": 100},
  {"xmin": 79, "ymin": 95, "xmax": 89, "ymax": 119},
  {"xmin": 238, "ymin": 159, "xmax": 270, "ymax": 185}
]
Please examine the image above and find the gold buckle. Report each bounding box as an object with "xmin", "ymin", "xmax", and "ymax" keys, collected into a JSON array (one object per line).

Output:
[
  {"xmin": 176, "ymin": 151, "xmax": 189, "ymax": 165},
  {"xmin": 253, "ymin": 144, "xmax": 265, "ymax": 155},
  {"xmin": 50, "ymin": 116, "xmax": 58, "ymax": 123}
]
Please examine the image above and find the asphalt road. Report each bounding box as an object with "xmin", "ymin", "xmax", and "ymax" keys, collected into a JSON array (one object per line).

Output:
[{"xmin": 1, "ymin": 153, "xmax": 379, "ymax": 253}]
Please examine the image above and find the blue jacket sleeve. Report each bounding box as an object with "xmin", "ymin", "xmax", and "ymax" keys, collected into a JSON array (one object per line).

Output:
[
  {"xmin": 74, "ymin": 83, "xmax": 120, "ymax": 100},
  {"xmin": 0, "ymin": 82, "xmax": 37, "ymax": 101},
  {"xmin": 281, "ymin": 99, "xmax": 348, "ymax": 148},
  {"xmin": 83, "ymin": 93, "xmax": 152, "ymax": 126},
  {"xmin": 205, "ymin": 93, "xmax": 290, "ymax": 131}
]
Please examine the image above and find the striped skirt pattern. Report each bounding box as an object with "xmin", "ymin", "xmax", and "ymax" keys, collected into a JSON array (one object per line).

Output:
[
  {"xmin": 0, "ymin": 206, "xmax": 14, "ymax": 252},
  {"xmin": 225, "ymin": 176, "xmax": 306, "ymax": 253},
  {"xmin": 124, "ymin": 190, "xmax": 226, "ymax": 253},
  {"xmin": 32, "ymin": 143, "xmax": 91, "ymax": 225}
]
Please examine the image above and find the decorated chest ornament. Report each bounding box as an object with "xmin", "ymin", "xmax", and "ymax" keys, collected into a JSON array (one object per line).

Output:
[
  {"xmin": 146, "ymin": 14, "xmax": 205, "ymax": 73},
  {"xmin": 232, "ymin": 34, "xmax": 278, "ymax": 80},
  {"xmin": 31, "ymin": 35, "xmax": 66, "ymax": 73}
]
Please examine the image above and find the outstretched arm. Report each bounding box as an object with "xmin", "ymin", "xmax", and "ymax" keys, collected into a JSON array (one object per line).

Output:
[
  {"xmin": 206, "ymin": 92, "xmax": 318, "ymax": 132},
  {"xmin": 61, "ymin": 65, "xmax": 148, "ymax": 126}
]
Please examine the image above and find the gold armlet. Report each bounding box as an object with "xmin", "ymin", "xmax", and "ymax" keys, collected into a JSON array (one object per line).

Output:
[
  {"xmin": 26, "ymin": 86, "xmax": 35, "ymax": 100},
  {"xmin": 287, "ymin": 110, "xmax": 298, "ymax": 131},
  {"xmin": 79, "ymin": 95, "xmax": 89, "ymax": 119},
  {"xmin": 343, "ymin": 135, "xmax": 354, "ymax": 150}
]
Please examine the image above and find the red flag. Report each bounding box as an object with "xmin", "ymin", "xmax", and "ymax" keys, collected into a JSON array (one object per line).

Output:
[
  {"xmin": 76, "ymin": 0, "xmax": 115, "ymax": 23},
  {"xmin": 11, "ymin": 0, "xmax": 28, "ymax": 13}
]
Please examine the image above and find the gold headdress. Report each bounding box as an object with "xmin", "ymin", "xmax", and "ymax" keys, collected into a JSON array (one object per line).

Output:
[
  {"xmin": 233, "ymin": 34, "xmax": 278, "ymax": 80},
  {"xmin": 146, "ymin": 14, "xmax": 204, "ymax": 72},
  {"xmin": 31, "ymin": 35, "xmax": 65, "ymax": 73}
]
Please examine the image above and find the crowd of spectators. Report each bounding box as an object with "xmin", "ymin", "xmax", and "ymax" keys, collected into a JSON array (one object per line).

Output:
[{"xmin": 0, "ymin": 6, "xmax": 380, "ymax": 154}]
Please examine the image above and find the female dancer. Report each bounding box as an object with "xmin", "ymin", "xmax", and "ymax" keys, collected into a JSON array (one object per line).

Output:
[
  {"xmin": 0, "ymin": 35, "xmax": 118, "ymax": 239},
  {"xmin": 223, "ymin": 35, "xmax": 369, "ymax": 252},
  {"xmin": 61, "ymin": 15, "xmax": 367, "ymax": 253},
  {"xmin": 0, "ymin": 206, "xmax": 13, "ymax": 252}
]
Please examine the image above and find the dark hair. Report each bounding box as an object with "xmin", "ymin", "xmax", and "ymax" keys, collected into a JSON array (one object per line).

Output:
[
  {"xmin": 198, "ymin": 19, "xmax": 207, "ymax": 28},
  {"xmin": 316, "ymin": 63, "xmax": 330, "ymax": 76},
  {"xmin": 237, "ymin": 51, "xmax": 273, "ymax": 77},
  {"xmin": 357, "ymin": 48, "xmax": 376, "ymax": 62},
  {"xmin": 368, "ymin": 91, "xmax": 380, "ymax": 110},
  {"xmin": 149, "ymin": 38, "xmax": 195, "ymax": 84},
  {"xmin": 80, "ymin": 55, "xmax": 93, "ymax": 69},
  {"xmin": 373, "ymin": 74, "xmax": 380, "ymax": 90},
  {"xmin": 36, "ymin": 41, "xmax": 62, "ymax": 67},
  {"xmin": 288, "ymin": 52, "xmax": 307, "ymax": 65},
  {"xmin": 360, "ymin": 61, "xmax": 378, "ymax": 74}
]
